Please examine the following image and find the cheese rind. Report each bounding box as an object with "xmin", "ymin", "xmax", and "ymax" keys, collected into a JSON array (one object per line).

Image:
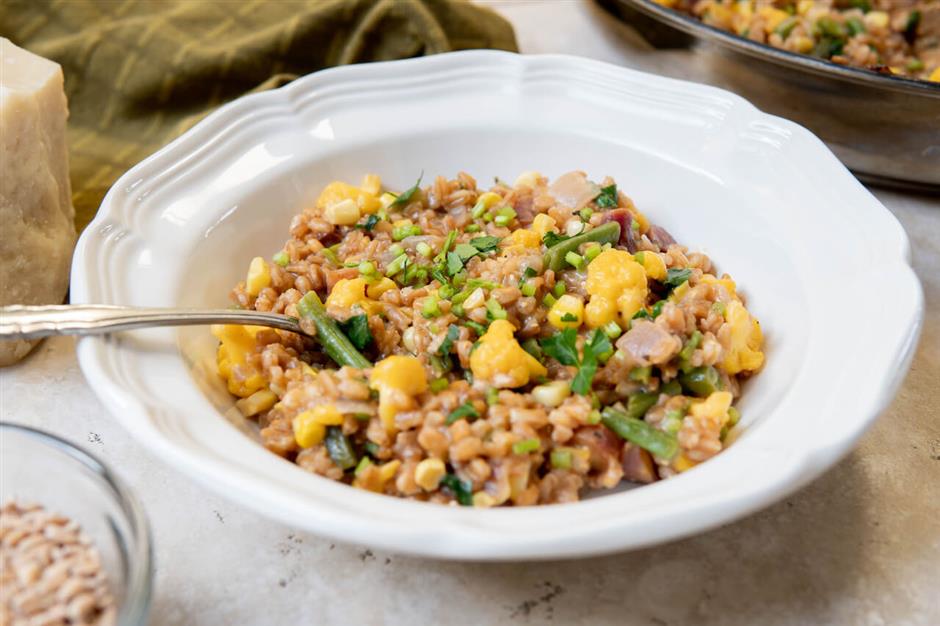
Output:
[{"xmin": 1, "ymin": 38, "xmax": 76, "ymax": 365}]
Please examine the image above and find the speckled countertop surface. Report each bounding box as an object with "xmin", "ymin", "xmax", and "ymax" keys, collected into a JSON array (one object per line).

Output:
[{"xmin": 2, "ymin": 1, "xmax": 939, "ymax": 624}]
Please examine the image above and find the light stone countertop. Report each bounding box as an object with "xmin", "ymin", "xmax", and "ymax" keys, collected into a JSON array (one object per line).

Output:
[{"xmin": 2, "ymin": 1, "xmax": 939, "ymax": 624}]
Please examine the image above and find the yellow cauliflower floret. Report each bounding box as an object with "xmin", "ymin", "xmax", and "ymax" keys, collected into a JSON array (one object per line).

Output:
[
  {"xmin": 700, "ymin": 274, "xmax": 738, "ymax": 299},
  {"xmin": 325, "ymin": 278, "xmax": 382, "ymax": 315},
  {"xmin": 584, "ymin": 249, "xmax": 648, "ymax": 328},
  {"xmin": 370, "ymin": 356, "xmax": 428, "ymax": 431},
  {"xmin": 722, "ymin": 301, "xmax": 764, "ymax": 374},
  {"xmin": 470, "ymin": 319, "xmax": 547, "ymax": 388},
  {"xmin": 548, "ymin": 294, "xmax": 584, "ymax": 330},
  {"xmin": 360, "ymin": 174, "xmax": 382, "ymax": 196},
  {"xmin": 245, "ymin": 256, "xmax": 271, "ymax": 297},
  {"xmin": 929, "ymin": 66, "xmax": 940, "ymax": 82},
  {"xmin": 690, "ymin": 391, "xmax": 733, "ymax": 423},
  {"xmin": 212, "ymin": 324, "xmax": 267, "ymax": 397},
  {"xmin": 366, "ymin": 277, "xmax": 397, "ymax": 299},
  {"xmin": 506, "ymin": 228, "xmax": 542, "ymax": 249},
  {"xmin": 316, "ymin": 179, "xmax": 382, "ymax": 216},
  {"xmin": 635, "ymin": 251, "xmax": 667, "ymax": 281},
  {"xmin": 292, "ymin": 406, "xmax": 343, "ymax": 448}
]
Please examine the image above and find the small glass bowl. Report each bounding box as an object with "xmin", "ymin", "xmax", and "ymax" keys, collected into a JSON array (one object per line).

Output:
[{"xmin": 0, "ymin": 423, "xmax": 152, "ymax": 624}]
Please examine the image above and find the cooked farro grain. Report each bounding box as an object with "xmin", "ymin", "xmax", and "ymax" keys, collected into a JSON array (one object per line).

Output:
[
  {"xmin": 213, "ymin": 170, "xmax": 765, "ymax": 506},
  {"xmin": 0, "ymin": 502, "xmax": 115, "ymax": 626}
]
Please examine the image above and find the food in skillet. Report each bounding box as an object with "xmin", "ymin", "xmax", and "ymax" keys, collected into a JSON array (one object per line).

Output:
[
  {"xmin": 656, "ymin": 0, "xmax": 940, "ymax": 81},
  {"xmin": 213, "ymin": 171, "xmax": 764, "ymax": 506}
]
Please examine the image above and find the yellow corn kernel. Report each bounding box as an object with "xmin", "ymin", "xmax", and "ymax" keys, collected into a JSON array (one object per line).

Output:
[
  {"xmin": 323, "ymin": 198, "xmax": 360, "ymax": 226},
  {"xmin": 378, "ymin": 459, "xmax": 401, "ymax": 484},
  {"xmin": 794, "ymin": 36, "xmax": 814, "ymax": 53},
  {"xmin": 317, "ymin": 181, "xmax": 359, "ymax": 209},
  {"xmin": 507, "ymin": 228, "xmax": 541, "ymax": 249},
  {"xmin": 370, "ymin": 356, "xmax": 428, "ymax": 431},
  {"xmin": 635, "ymin": 251, "xmax": 667, "ymax": 281},
  {"xmin": 246, "ymin": 256, "xmax": 271, "ymax": 297},
  {"xmin": 673, "ymin": 453, "xmax": 699, "ymax": 472},
  {"xmin": 722, "ymin": 301, "xmax": 764, "ymax": 374},
  {"xmin": 308, "ymin": 404, "xmax": 344, "ymax": 426},
  {"xmin": 470, "ymin": 319, "xmax": 547, "ymax": 388},
  {"xmin": 531, "ymin": 213, "xmax": 557, "ymax": 237},
  {"xmin": 548, "ymin": 294, "xmax": 584, "ymax": 330},
  {"xmin": 235, "ymin": 389, "xmax": 277, "ymax": 417},
  {"xmin": 864, "ymin": 11, "xmax": 888, "ymax": 29},
  {"xmin": 360, "ymin": 174, "xmax": 382, "ymax": 196},
  {"xmin": 301, "ymin": 362, "xmax": 316, "ymax": 378},
  {"xmin": 796, "ymin": 0, "xmax": 812, "ymax": 14},
  {"xmin": 292, "ymin": 411, "xmax": 326, "ymax": 448},
  {"xmin": 758, "ymin": 6, "xmax": 790, "ymax": 32},
  {"xmin": 414, "ymin": 458, "xmax": 446, "ymax": 491},
  {"xmin": 473, "ymin": 492, "xmax": 498, "ymax": 508},
  {"xmin": 366, "ymin": 277, "xmax": 397, "ymax": 299},
  {"xmin": 514, "ymin": 171, "xmax": 543, "ymax": 189},
  {"xmin": 475, "ymin": 191, "xmax": 502, "ymax": 211},
  {"xmin": 584, "ymin": 249, "xmax": 648, "ymax": 328},
  {"xmin": 929, "ymin": 67, "xmax": 940, "ymax": 82}
]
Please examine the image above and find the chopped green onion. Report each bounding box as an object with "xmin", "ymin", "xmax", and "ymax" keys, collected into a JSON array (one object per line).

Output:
[
  {"xmin": 471, "ymin": 199, "xmax": 488, "ymax": 219},
  {"xmin": 388, "ymin": 244, "xmax": 404, "ymax": 257},
  {"xmin": 907, "ymin": 58, "xmax": 924, "ymax": 72},
  {"xmin": 320, "ymin": 246, "xmax": 340, "ymax": 266},
  {"xmin": 542, "ymin": 293, "xmax": 557, "ymax": 307},
  {"xmin": 550, "ymin": 449, "xmax": 572, "ymax": 469},
  {"xmin": 603, "ymin": 320, "xmax": 622, "ymax": 339},
  {"xmin": 552, "ymin": 282, "xmax": 566, "ymax": 298},
  {"xmin": 422, "ymin": 294, "xmax": 442, "ymax": 318},
  {"xmin": 560, "ymin": 312, "xmax": 578, "ymax": 322},
  {"xmin": 430, "ymin": 378, "xmax": 450, "ymax": 393},
  {"xmin": 485, "ymin": 298, "xmax": 507, "ymax": 321},
  {"xmin": 446, "ymin": 402, "xmax": 480, "ymax": 425},
  {"xmin": 465, "ymin": 320, "xmax": 487, "ymax": 336},
  {"xmin": 385, "ymin": 253, "xmax": 409, "ymax": 277},
  {"xmin": 630, "ymin": 366, "xmax": 652, "ymax": 383},
  {"xmin": 486, "ymin": 387, "xmax": 499, "ymax": 405},
  {"xmin": 354, "ymin": 457, "xmax": 372, "ymax": 476},
  {"xmin": 358, "ymin": 260, "xmax": 376, "ymax": 277},
  {"xmin": 494, "ymin": 214, "xmax": 512, "ymax": 227},
  {"xmin": 565, "ymin": 251, "xmax": 584, "ymax": 270},
  {"xmin": 520, "ymin": 281, "xmax": 537, "ymax": 297},
  {"xmin": 512, "ymin": 438, "xmax": 540, "ymax": 455},
  {"xmin": 465, "ymin": 224, "xmax": 481, "ymax": 232},
  {"xmin": 584, "ymin": 242, "xmax": 602, "ymax": 262},
  {"xmin": 586, "ymin": 409, "xmax": 601, "ymax": 425},
  {"xmin": 272, "ymin": 251, "xmax": 290, "ymax": 267}
]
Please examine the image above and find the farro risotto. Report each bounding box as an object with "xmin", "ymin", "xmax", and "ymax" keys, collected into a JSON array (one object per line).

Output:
[
  {"xmin": 659, "ymin": 0, "xmax": 940, "ymax": 81},
  {"xmin": 212, "ymin": 171, "xmax": 765, "ymax": 507}
]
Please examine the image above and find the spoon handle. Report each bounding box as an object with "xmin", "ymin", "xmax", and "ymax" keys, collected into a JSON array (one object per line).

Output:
[{"xmin": 0, "ymin": 305, "xmax": 304, "ymax": 340}]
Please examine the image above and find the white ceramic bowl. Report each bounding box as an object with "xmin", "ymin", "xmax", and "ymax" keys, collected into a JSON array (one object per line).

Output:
[{"xmin": 71, "ymin": 51, "xmax": 923, "ymax": 560}]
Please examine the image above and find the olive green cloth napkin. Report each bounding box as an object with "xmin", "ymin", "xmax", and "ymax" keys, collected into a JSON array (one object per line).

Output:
[{"xmin": 1, "ymin": 0, "xmax": 517, "ymax": 231}]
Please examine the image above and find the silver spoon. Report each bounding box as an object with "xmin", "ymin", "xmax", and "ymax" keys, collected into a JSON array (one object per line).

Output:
[{"xmin": 0, "ymin": 305, "xmax": 308, "ymax": 341}]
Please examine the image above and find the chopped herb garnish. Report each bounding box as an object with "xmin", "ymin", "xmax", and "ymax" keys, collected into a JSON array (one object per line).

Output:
[
  {"xmin": 440, "ymin": 473, "xmax": 473, "ymax": 506},
  {"xmin": 446, "ymin": 402, "xmax": 480, "ymax": 425},
  {"xmin": 663, "ymin": 268, "xmax": 692, "ymax": 290},
  {"xmin": 512, "ymin": 438, "xmax": 540, "ymax": 455},
  {"xmin": 338, "ymin": 314, "xmax": 373, "ymax": 351},
  {"xmin": 430, "ymin": 378, "xmax": 450, "ymax": 393},
  {"xmin": 470, "ymin": 236, "xmax": 500, "ymax": 253},
  {"xmin": 542, "ymin": 231, "xmax": 570, "ymax": 248},
  {"xmin": 560, "ymin": 312, "xmax": 578, "ymax": 322},
  {"xmin": 595, "ymin": 184, "xmax": 618, "ymax": 208},
  {"xmin": 540, "ymin": 328, "xmax": 580, "ymax": 366},
  {"xmin": 439, "ymin": 324, "xmax": 460, "ymax": 356},
  {"xmin": 446, "ymin": 251, "xmax": 464, "ymax": 276},
  {"xmin": 540, "ymin": 328, "xmax": 611, "ymax": 395},
  {"xmin": 389, "ymin": 173, "xmax": 423, "ymax": 208},
  {"xmin": 465, "ymin": 320, "xmax": 487, "ymax": 336},
  {"xmin": 355, "ymin": 214, "xmax": 380, "ymax": 232},
  {"xmin": 454, "ymin": 243, "xmax": 479, "ymax": 261}
]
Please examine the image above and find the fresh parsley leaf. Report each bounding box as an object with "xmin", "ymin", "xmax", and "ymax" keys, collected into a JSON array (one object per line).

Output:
[
  {"xmin": 663, "ymin": 268, "xmax": 692, "ymax": 289},
  {"xmin": 539, "ymin": 328, "xmax": 580, "ymax": 366},
  {"xmin": 355, "ymin": 214, "xmax": 380, "ymax": 232},
  {"xmin": 439, "ymin": 324, "xmax": 460, "ymax": 356},
  {"xmin": 633, "ymin": 309, "xmax": 651, "ymax": 320},
  {"xmin": 651, "ymin": 300, "xmax": 665, "ymax": 318},
  {"xmin": 440, "ymin": 473, "xmax": 473, "ymax": 505},
  {"xmin": 446, "ymin": 401, "xmax": 480, "ymax": 425},
  {"xmin": 570, "ymin": 359, "xmax": 597, "ymax": 395},
  {"xmin": 469, "ymin": 236, "xmax": 500, "ymax": 254},
  {"xmin": 446, "ymin": 251, "xmax": 464, "ymax": 276},
  {"xmin": 390, "ymin": 172, "xmax": 423, "ymax": 208},
  {"xmin": 560, "ymin": 313, "xmax": 578, "ymax": 322},
  {"xmin": 338, "ymin": 314, "xmax": 372, "ymax": 351},
  {"xmin": 587, "ymin": 329, "xmax": 612, "ymax": 358},
  {"xmin": 543, "ymin": 232, "xmax": 570, "ymax": 248},
  {"xmin": 453, "ymin": 243, "xmax": 479, "ymax": 262},
  {"xmin": 595, "ymin": 184, "xmax": 618, "ymax": 208}
]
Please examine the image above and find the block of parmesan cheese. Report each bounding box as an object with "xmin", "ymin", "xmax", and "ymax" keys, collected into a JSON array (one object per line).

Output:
[{"xmin": 0, "ymin": 38, "xmax": 76, "ymax": 365}]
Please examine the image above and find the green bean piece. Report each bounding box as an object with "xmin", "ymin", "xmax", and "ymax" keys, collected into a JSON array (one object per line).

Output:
[
  {"xmin": 625, "ymin": 392, "xmax": 659, "ymax": 419},
  {"xmin": 296, "ymin": 292, "xmax": 372, "ymax": 369},
  {"xmin": 678, "ymin": 365, "xmax": 720, "ymax": 397},
  {"xmin": 601, "ymin": 408, "xmax": 679, "ymax": 459},
  {"xmin": 542, "ymin": 222, "xmax": 621, "ymax": 272},
  {"xmin": 325, "ymin": 426, "xmax": 357, "ymax": 470}
]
